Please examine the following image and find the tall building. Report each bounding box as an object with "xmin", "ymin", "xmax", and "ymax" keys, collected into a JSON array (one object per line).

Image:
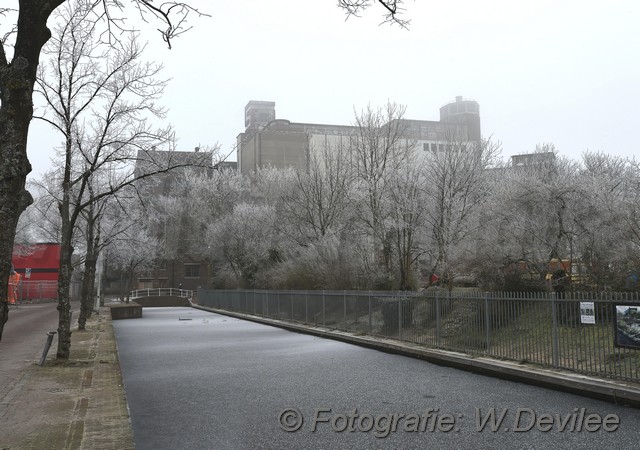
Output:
[
  {"xmin": 236, "ymin": 97, "xmax": 481, "ymax": 174},
  {"xmin": 439, "ymin": 96, "xmax": 481, "ymax": 143}
]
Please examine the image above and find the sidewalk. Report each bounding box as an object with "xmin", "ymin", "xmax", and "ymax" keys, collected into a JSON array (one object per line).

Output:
[{"xmin": 0, "ymin": 308, "xmax": 134, "ymax": 450}]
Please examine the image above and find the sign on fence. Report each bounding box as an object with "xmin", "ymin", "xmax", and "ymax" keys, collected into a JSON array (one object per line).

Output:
[
  {"xmin": 580, "ymin": 302, "xmax": 595, "ymax": 324},
  {"xmin": 614, "ymin": 305, "xmax": 640, "ymax": 349}
]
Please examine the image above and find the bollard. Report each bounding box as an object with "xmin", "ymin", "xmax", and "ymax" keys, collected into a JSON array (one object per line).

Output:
[{"xmin": 39, "ymin": 331, "xmax": 57, "ymax": 366}]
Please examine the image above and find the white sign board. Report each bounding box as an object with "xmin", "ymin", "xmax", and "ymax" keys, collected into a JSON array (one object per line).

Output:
[
  {"xmin": 25, "ymin": 268, "xmax": 31, "ymax": 279},
  {"xmin": 580, "ymin": 301, "xmax": 595, "ymax": 324}
]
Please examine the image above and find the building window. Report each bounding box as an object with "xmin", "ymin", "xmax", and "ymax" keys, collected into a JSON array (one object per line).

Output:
[
  {"xmin": 138, "ymin": 278, "xmax": 154, "ymax": 289},
  {"xmin": 423, "ymin": 143, "xmax": 429, "ymax": 152},
  {"xmin": 184, "ymin": 264, "xmax": 200, "ymax": 278}
]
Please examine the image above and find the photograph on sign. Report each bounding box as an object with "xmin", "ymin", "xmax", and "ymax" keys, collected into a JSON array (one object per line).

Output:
[{"xmin": 614, "ymin": 305, "xmax": 640, "ymax": 349}]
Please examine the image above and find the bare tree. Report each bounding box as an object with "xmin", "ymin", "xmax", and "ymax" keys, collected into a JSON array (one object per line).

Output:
[
  {"xmin": 107, "ymin": 215, "xmax": 162, "ymax": 302},
  {"xmin": 76, "ymin": 176, "xmax": 115, "ymax": 330},
  {"xmin": 281, "ymin": 138, "xmax": 354, "ymax": 244},
  {"xmin": 207, "ymin": 203, "xmax": 278, "ymax": 288},
  {"xmin": 388, "ymin": 155, "xmax": 425, "ymax": 290},
  {"xmin": 479, "ymin": 150, "xmax": 591, "ymax": 291},
  {"xmin": 350, "ymin": 102, "xmax": 413, "ymax": 283},
  {"xmin": 34, "ymin": 2, "xmax": 213, "ymax": 358},
  {"xmin": 0, "ymin": 0, "xmax": 204, "ymax": 340},
  {"xmin": 578, "ymin": 152, "xmax": 640, "ymax": 288},
  {"xmin": 422, "ymin": 136, "xmax": 501, "ymax": 288},
  {"xmin": 624, "ymin": 159, "xmax": 640, "ymax": 281}
]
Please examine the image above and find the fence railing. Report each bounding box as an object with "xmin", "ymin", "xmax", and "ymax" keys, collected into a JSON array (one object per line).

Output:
[
  {"xmin": 11, "ymin": 280, "xmax": 80, "ymax": 302},
  {"xmin": 130, "ymin": 288, "xmax": 194, "ymax": 300},
  {"xmin": 196, "ymin": 289, "xmax": 640, "ymax": 383}
]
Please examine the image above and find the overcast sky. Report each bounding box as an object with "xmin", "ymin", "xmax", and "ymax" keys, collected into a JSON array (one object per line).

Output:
[{"xmin": 25, "ymin": 0, "xmax": 640, "ymax": 178}]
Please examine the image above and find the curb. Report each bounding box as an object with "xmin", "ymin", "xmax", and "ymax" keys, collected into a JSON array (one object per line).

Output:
[{"xmin": 191, "ymin": 303, "xmax": 640, "ymax": 409}]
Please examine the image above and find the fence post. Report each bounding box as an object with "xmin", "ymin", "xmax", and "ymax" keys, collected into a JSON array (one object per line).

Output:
[
  {"xmin": 368, "ymin": 292, "xmax": 372, "ymax": 335},
  {"xmin": 343, "ymin": 290, "xmax": 347, "ymax": 330},
  {"xmin": 305, "ymin": 291, "xmax": 308, "ymax": 324},
  {"xmin": 322, "ymin": 290, "xmax": 326, "ymax": 327},
  {"xmin": 436, "ymin": 290, "xmax": 441, "ymax": 346},
  {"xmin": 398, "ymin": 293, "xmax": 403, "ymax": 340},
  {"xmin": 551, "ymin": 291, "xmax": 559, "ymax": 368},
  {"xmin": 484, "ymin": 292, "xmax": 491, "ymax": 353}
]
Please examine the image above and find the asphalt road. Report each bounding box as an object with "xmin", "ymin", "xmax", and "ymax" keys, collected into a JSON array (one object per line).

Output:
[
  {"xmin": 0, "ymin": 303, "xmax": 61, "ymax": 381},
  {"xmin": 113, "ymin": 307, "xmax": 640, "ymax": 450}
]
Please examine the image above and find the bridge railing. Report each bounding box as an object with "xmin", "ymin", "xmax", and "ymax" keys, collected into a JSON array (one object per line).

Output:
[
  {"xmin": 196, "ymin": 288, "xmax": 640, "ymax": 384},
  {"xmin": 130, "ymin": 288, "xmax": 194, "ymax": 300}
]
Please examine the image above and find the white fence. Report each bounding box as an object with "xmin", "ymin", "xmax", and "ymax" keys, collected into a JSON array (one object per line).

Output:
[{"xmin": 129, "ymin": 288, "xmax": 194, "ymax": 300}]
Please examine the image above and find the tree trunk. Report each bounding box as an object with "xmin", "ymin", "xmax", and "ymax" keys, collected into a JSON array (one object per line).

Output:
[
  {"xmin": 56, "ymin": 240, "xmax": 74, "ymax": 359},
  {"xmin": 78, "ymin": 248, "xmax": 96, "ymax": 330},
  {"xmin": 79, "ymin": 211, "xmax": 99, "ymax": 330},
  {"xmin": 0, "ymin": 0, "xmax": 63, "ymax": 340},
  {"xmin": 0, "ymin": 175, "xmax": 31, "ymax": 341},
  {"xmin": 56, "ymin": 121, "xmax": 75, "ymax": 358},
  {"xmin": 125, "ymin": 266, "xmax": 134, "ymax": 303},
  {"xmin": 397, "ymin": 228, "xmax": 414, "ymax": 291}
]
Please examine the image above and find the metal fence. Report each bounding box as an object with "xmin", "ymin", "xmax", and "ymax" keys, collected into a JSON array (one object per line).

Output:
[
  {"xmin": 196, "ymin": 288, "xmax": 640, "ymax": 383},
  {"xmin": 130, "ymin": 288, "xmax": 194, "ymax": 300},
  {"xmin": 12, "ymin": 280, "xmax": 80, "ymax": 302}
]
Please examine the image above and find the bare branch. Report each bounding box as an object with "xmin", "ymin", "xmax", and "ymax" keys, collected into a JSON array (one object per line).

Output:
[{"xmin": 337, "ymin": 0, "xmax": 410, "ymax": 29}]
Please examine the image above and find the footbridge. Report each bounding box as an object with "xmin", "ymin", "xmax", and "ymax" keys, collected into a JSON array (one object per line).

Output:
[
  {"xmin": 110, "ymin": 288, "xmax": 194, "ymax": 319},
  {"xmin": 129, "ymin": 288, "xmax": 194, "ymax": 307}
]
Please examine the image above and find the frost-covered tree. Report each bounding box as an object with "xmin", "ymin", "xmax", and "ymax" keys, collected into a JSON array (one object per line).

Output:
[
  {"xmin": 34, "ymin": 2, "xmax": 212, "ymax": 358},
  {"xmin": 107, "ymin": 217, "xmax": 162, "ymax": 303},
  {"xmin": 350, "ymin": 102, "xmax": 413, "ymax": 280},
  {"xmin": 281, "ymin": 139, "xmax": 354, "ymax": 244},
  {"xmin": 207, "ymin": 203, "xmax": 279, "ymax": 288},
  {"xmin": 0, "ymin": 0, "xmax": 205, "ymax": 341},
  {"xmin": 422, "ymin": 136, "xmax": 501, "ymax": 287},
  {"xmin": 388, "ymin": 154, "xmax": 425, "ymax": 290}
]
